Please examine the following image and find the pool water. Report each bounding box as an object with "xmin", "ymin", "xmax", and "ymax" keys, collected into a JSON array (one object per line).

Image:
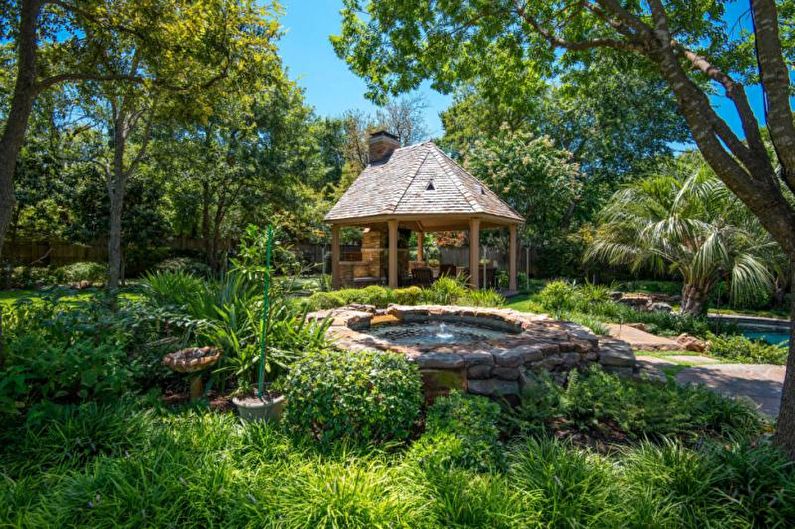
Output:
[
  {"xmin": 367, "ymin": 321, "xmax": 510, "ymax": 346},
  {"xmin": 742, "ymin": 330, "xmax": 790, "ymax": 347}
]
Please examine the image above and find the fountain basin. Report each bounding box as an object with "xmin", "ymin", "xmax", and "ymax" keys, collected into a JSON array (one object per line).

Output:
[{"xmin": 307, "ymin": 304, "xmax": 619, "ymax": 400}]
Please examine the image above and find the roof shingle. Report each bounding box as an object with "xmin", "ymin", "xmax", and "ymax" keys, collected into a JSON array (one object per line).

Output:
[{"xmin": 325, "ymin": 142, "xmax": 523, "ymax": 223}]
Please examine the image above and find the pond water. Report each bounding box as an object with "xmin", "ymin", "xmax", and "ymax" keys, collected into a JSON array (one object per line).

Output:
[
  {"xmin": 742, "ymin": 330, "xmax": 790, "ymax": 347},
  {"xmin": 367, "ymin": 321, "xmax": 511, "ymax": 346}
]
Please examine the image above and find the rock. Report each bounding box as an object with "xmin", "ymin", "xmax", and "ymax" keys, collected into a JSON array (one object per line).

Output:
[
  {"xmin": 617, "ymin": 294, "xmax": 652, "ymax": 311},
  {"xmin": 625, "ymin": 322, "xmax": 649, "ymax": 332},
  {"xmin": 467, "ymin": 365, "xmax": 493, "ymax": 379},
  {"xmin": 464, "ymin": 350, "xmax": 495, "ymax": 366},
  {"xmin": 649, "ymin": 302, "xmax": 673, "ymax": 313},
  {"xmin": 421, "ymin": 369, "xmax": 467, "ymax": 401},
  {"xmin": 493, "ymin": 348, "xmax": 526, "ymax": 368},
  {"xmin": 598, "ymin": 338, "xmax": 636, "ymax": 367},
  {"xmin": 347, "ymin": 303, "xmax": 377, "ymax": 313},
  {"xmin": 468, "ymin": 378, "xmax": 520, "ymax": 397},
  {"xmin": 415, "ymin": 352, "xmax": 465, "ymax": 369},
  {"xmin": 560, "ymin": 352, "xmax": 581, "ymax": 368},
  {"xmin": 603, "ymin": 366, "xmax": 635, "ymax": 378},
  {"xmin": 492, "ymin": 367, "xmax": 520, "ymax": 380},
  {"xmin": 609, "ymin": 290, "xmax": 624, "ymax": 301},
  {"xmin": 676, "ymin": 333, "xmax": 707, "ymax": 353}
]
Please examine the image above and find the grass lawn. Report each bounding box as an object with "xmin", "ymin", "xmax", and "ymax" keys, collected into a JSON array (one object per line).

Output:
[{"xmin": 0, "ymin": 287, "xmax": 141, "ymax": 306}]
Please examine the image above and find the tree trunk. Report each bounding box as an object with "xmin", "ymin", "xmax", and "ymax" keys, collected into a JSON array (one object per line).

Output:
[
  {"xmin": 0, "ymin": 0, "xmax": 41, "ymax": 265},
  {"xmin": 107, "ymin": 111, "xmax": 128, "ymax": 292},
  {"xmin": 774, "ymin": 254, "xmax": 795, "ymax": 458},
  {"xmin": 680, "ymin": 283, "xmax": 710, "ymax": 317}
]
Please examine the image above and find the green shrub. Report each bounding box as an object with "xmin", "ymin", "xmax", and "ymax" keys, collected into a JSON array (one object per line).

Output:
[
  {"xmin": 393, "ymin": 286, "xmax": 422, "ymax": 305},
  {"xmin": 514, "ymin": 366, "xmax": 765, "ymax": 443},
  {"xmin": 421, "ymin": 276, "xmax": 467, "ymax": 305},
  {"xmin": 356, "ymin": 285, "xmax": 394, "ymax": 306},
  {"xmin": 408, "ymin": 391, "xmax": 503, "ymax": 472},
  {"xmin": 707, "ymin": 333, "xmax": 788, "ymax": 365},
  {"xmin": 304, "ymin": 290, "xmax": 347, "ymax": 310},
  {"xmin": 459, "ymin": 288, "xmax": 505, "ymax": 307},
  {"xmin": 283, "ymin": 349, "xmax": 422, "ymax": 446},
  {"xmin": 509, "ymin": 437, "xmax": 622, "ymax": 528},
  {"xmin": 578, "ymin": 281, "xmax": 612, "ymax": 306},
  {"xmin": 53, "ymin": 261, "xmax": 107, "ymax": 284},
  {"xmin": 153, "ymin": 256, "xmax": 212, "ymax": 278},
  {"xmin": 563, "ymin": 312, "xmax": 609, "ymax": 335},
  {"xmin": 538, "ymin": 280, "xmax": 581, "ymax": 317},
  {"xmin": 8, "ymin": 265, "xmax": 56, "ymax": 289}
]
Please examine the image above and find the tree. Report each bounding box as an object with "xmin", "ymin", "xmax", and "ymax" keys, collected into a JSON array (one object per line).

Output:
[
  {"xmin": 589, "ymin": 155, "xmax": 780, "ymax": 315},
  {"xmin": 0, "ymin": 0, "xmax": 280, "ymax": 289},
  {"xmin": 375, "ymin": 95, "xmax": 429, "ymax": 145},
  {"xmin": 333, "ymin": 0, "xmax": 795, "ymax": 456},
  {"xmin": 464, "ymin": 126, "xmax": 583, "ymax": 275}
]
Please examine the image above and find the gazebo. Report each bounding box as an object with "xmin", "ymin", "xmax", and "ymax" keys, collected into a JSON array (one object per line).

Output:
[{"xmin": 325, "ymin": 131, "xmax": 524, "ymax": 291}]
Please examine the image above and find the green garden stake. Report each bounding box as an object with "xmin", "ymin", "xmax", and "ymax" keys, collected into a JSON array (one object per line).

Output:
[{"xmin": 257, "ymin": 225, "xmax": 273, "ymax": 399}]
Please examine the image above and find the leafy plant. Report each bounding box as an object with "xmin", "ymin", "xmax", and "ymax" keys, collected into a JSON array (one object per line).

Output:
[
  {"xmin": 421, "ymin": 276, "xmax": 467, "ymax": 305},
  {"xmin": 707, "ymin": 333, "xmax": 788, "ymax": 365},
  {"xmin": 460, "ymin": 289, "xmax": 505, "ymax": 307},
  {"xmin": 153, "ymin": 257, "xmax": 212, "ymax": 278},
  {"xmin": 53, "ymin": 261, "xmax": 107, "ymax": 284},
  {"xmin": 538, "ymin": 280, "xmax": 581, "ymax": 318},
  {"xmin": 393, "ymin": 286, "xmax": 422, "ymax": 305},
  {"xmin": 283, "ymin": 349, "xmax": 422, "ymax": 446}
]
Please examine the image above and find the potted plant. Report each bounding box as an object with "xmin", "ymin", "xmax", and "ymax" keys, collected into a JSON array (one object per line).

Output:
[{"xmin": 232, "ymin": 225, "xmax": 287, "ymax": 421}]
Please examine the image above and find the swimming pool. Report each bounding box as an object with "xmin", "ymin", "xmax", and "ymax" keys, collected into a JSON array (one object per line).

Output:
[{"xmin": 742, "ymin": 330, "xmax": 790, "ymax": 347}]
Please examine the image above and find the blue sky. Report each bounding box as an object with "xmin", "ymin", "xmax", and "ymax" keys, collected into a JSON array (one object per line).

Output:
[{"xmin": 278, "ymin": 0, "xmax": 779, "ymax": 143}]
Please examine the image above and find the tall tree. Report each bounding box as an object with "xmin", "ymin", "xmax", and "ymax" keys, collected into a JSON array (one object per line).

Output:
[
  {"xmin": 333, "ymin": 0, "xmax": 795, "ymax": 454},
  {"xmin": 375, "ymin": 95, "xmax": 429, "ymax": 145},
  {"xmin": 0, "ymin": 0, "xmax": 280, "ymax": 288}
]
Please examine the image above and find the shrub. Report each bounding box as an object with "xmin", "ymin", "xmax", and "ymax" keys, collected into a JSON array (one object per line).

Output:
[
  {"xmin": 508, "ymin": 437, "xmax": 622, "ymax": 528},
  {"xmin": 53, "ymin": 261, "xmax": 107, "ymax": 284},
  {"xmin": 283, "ymin": 349, "xmax": 422, "ymax": 445},
  {"xmin": 578, "ymin": 281, "xmax": 612, "ymax": 306},
  {"xmin": 514, "ymin": 366, "xmax": 764, "ymax": 443},
  {"xmin": 707, "ymin": 333, "xmax": 788, "ymax": 365},
  {"xmin": 393, "ymin": 286, "xmax": 422, "ymax": 305},
  {"xmin": 8, "ymin": 265, "xmax": 56, "ymax": 289},
  {"xmin": 421, "ymin": 276, "xmax": 467, "ymax": 305},
  {"xmin": 564, "ymin": 312, "xmax": 609, "ymax": 335},
  {"xmin": 356, "ymin": 285, "xmax": 394, "ymax": 306},
  {"xmin": 408, "ymin": 391, "xmax": 503, "ymax": 472},
  {"xmin": 538, "ymin": 280, "xmax": 581, "ymax": 317},
  {"xmin": 153, "ymin": 256, "xmax": 212, "ymax": 278},
  {"xmin": 304, "ymin": 290, "xmax": 347, "ymax": 310},
  {"xmin": 460, "ymin": 289, "xmax": 505, "ymax": 307}
]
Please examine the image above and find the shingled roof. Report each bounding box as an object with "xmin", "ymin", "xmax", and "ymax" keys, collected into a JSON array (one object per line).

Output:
[{"xmin": 325, "ymin": 141, "xmax": 523, "ymax": 225}]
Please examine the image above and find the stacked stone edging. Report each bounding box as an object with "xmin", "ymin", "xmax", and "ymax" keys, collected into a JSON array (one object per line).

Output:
[{"xmin": 308, "ymin": 304, "xmax": 639, "ymax": 398}]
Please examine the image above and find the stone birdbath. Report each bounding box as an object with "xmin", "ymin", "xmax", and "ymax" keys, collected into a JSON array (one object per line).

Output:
[{"xmin": 162, "ymin": 346, "xmax": 221, "ymax": 400}]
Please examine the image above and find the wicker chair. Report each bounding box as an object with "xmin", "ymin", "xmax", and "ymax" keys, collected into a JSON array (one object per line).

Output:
[{"xmin": 411, "ymin": 267, "xmax": 434, "ymax": 287}]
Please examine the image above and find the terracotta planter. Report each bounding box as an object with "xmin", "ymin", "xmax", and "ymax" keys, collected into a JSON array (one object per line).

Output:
[{"xmin": 233, "ymin": 393, "xmax": 286, "ymax": 422}]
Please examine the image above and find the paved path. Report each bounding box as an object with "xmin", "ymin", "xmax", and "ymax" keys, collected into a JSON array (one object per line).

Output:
[
  {"xmin": 637, "ymin": 355, "xmax": 784, "ymax": 416},
  {"xmin": 606, "ymin": 324, "xmax": 679, "ymax": 350},
  {"xmin": 676, "ymin": 364, "xmax": 784, "ymax": 416}
]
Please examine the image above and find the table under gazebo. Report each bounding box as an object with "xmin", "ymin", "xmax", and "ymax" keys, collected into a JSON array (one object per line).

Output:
[{"xmin": 325, "ymin": 130, "xmax": 524, "ymax": 292}]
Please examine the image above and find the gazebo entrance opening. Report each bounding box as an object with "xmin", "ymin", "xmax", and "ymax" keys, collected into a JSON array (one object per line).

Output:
[{"xmin": 330, "ymin": 215, "xmax": 518, "ymax": 292}]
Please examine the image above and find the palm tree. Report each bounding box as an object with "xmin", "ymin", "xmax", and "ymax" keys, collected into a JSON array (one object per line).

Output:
[{"xmin": 587, "ymin": 156, "xmax": 782, "ymax": 316}]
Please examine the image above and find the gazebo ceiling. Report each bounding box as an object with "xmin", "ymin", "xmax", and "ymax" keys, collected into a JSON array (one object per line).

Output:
[{"xmin": 325, "ymin": 141, "xmax": 523, "ymax": 229}]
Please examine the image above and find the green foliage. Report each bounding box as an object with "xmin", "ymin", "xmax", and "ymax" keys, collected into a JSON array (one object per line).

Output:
[
  {"xmin": 283, "ymin": 349, "xmax": 422, "ymax": 446},
  {"xmin": 53, "ymin": 261, "xmax": 107, "ymax": 284},
  {"xmin": 153, "ymin": 257, "xmax": 212, "ymax": 278},
  {"xmin": 459, "ymin": 288, "xmax": 505, "ymax": 307},
  {"xmin": 393, "ymin": 286, "xmax": 422, "ymax": 305},
  {"xmin": 508, "ymin": 437, "xmax": 622, "ymax": 528},
  {"xmin": 408, "ymin": 391, "xmax": 504, "ymax": 473},
  {"xmin": 420, "ymin": 276, "xmax": 467, "ymax": 305},
  {"xmin": 304, "ymin": 290, "xmax": 347, "ymax": 310},
  {"xmin": 6, "ymin": 265, "xmax": 56, "ymax": 289},
  {"xmin": 564, "ymin": 312, "xmax": 609, "ymax": 336},
  {"xmin": 537, "ymin": 280, "xmax": 580, "ymax": 317},
  {"xmin": 514, "ymin": 367, "xmax": 765, "ymax": 443},
  {"xmin": 707, "ymin": 333, "xmax": 788, "ymax": 365},
  {"xmin": 588, "ymin": 158, "xmax": 782, "ymax": 315}
]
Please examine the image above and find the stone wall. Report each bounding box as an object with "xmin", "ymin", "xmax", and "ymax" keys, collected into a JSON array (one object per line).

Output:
[{"xmin": 308, "ymin": 304, "xmax": 638, "ymax": 401}]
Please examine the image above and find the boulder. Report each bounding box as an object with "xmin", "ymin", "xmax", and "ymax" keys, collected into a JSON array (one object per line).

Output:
[
  {"xmin": 415, "ymin": 352, "xmax": 465, "ymax": 369},
  {"xmin": 467, "ymin": 378, "xmax": 520, "ymax": 397},
  {"xmin": 649, "ymin": 302, "xmax": 673, "ymax": 313},
  {"xmin": 676, "ymin": 333, "xmax": 707, "ymax": 353},
  {"xmin": 598, "ymin": 338, "xmax": 636, "ymax": 367}
]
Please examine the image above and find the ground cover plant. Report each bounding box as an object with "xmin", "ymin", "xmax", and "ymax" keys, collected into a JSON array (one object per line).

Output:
[
  {"xmin": 707, "ymin": 333, "xmax": 789, "ymax": 365},
  {"xmin": 1, "ymin": 366, "xmax": 793, "ymax": 528}
]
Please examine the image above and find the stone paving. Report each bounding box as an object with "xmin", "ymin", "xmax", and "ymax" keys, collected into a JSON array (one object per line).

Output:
[
  {"xmin": 676, "ymin": 364, "xmax": 785, "ymax": 416},
  {"xmin": 606, "ymin": 323, "xmax": 680, "ymax": 350}
]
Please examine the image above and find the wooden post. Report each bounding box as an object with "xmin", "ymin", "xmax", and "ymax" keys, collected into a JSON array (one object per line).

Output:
[
  {"xmin": 388, "ymin": 219, "xmax": 398, "ymax": 288},
  {"xmin": 509, "ymin": 224, "xmax": 517, "ymax": 292},
  {"xmin": 468, "ymin": 218, "xmax": 480, "ymax": 289},
  {"xmin": 331, "ymin": 224, "xmax": 341, "ymax": 289},
  {"xmin": 417, "ymin": 231, "xmax": 424, "ymax": 262}
]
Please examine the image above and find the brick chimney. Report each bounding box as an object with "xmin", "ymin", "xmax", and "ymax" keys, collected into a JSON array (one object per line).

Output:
[{"xmin": 368, "ymin": 130, "xmax": 400, "ymax": 163}]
